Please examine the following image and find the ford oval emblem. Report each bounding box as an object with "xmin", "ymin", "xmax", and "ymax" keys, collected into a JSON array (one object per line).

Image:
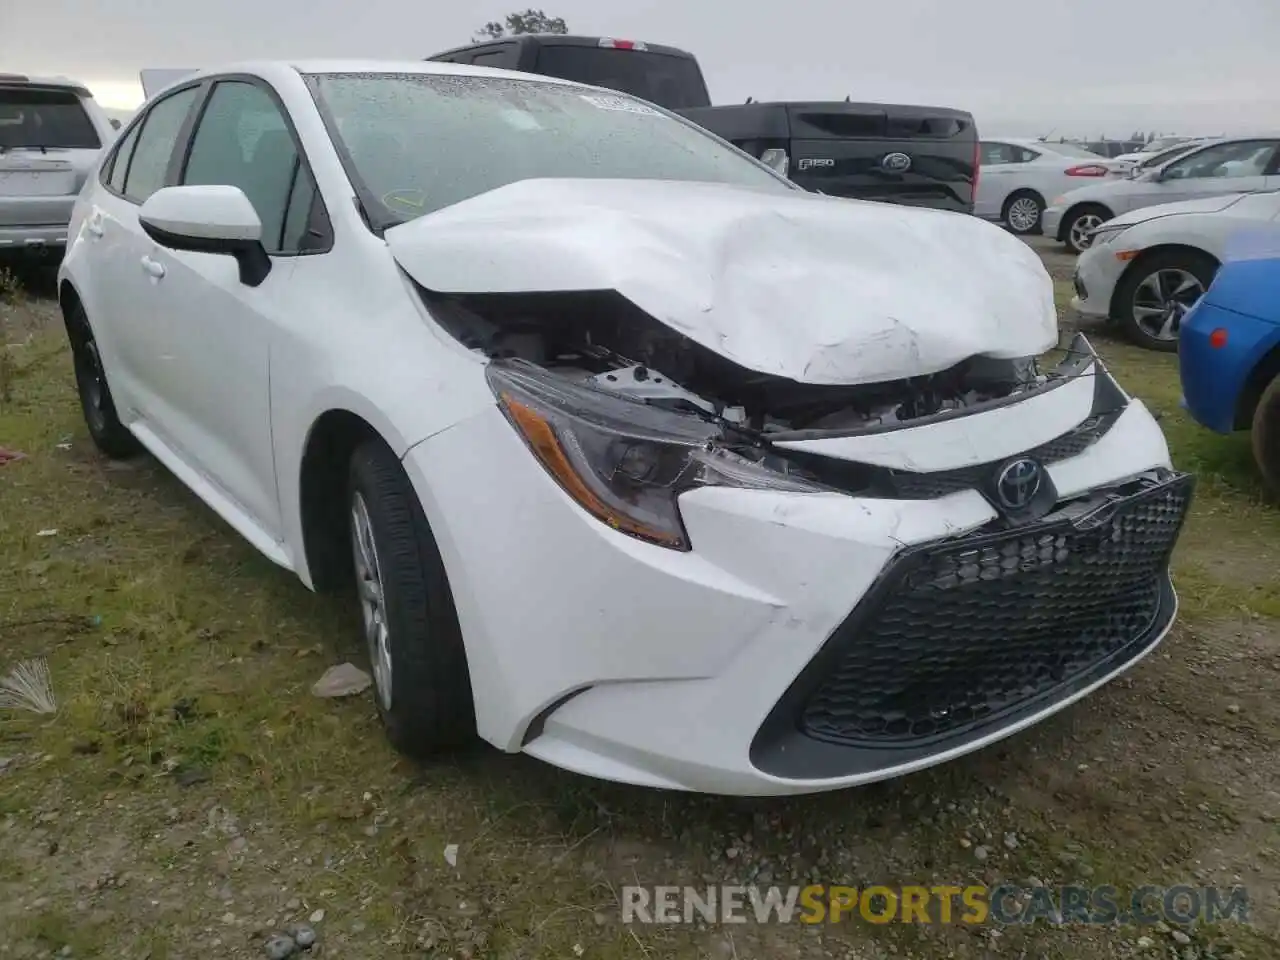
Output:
[
  {"xmin": 995, "ymin": 458, "xmax": 1043, "ymax": 511},
  {"xmin": 881, "ymin": 152, "xmax": 912, "ymax": 173}
]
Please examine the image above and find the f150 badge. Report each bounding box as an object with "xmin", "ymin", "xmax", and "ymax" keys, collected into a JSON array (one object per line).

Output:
[{"xmin": 797, "ymin": 158, "xmax": 835, "ymax": 171}]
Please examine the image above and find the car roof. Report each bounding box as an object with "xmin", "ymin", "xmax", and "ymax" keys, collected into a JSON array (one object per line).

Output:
[
  {"xmin": 430, "ymin": 34, "xmax": 698, "ymax": 60},
  {"xmin": 0, "ymin": 73, "xmax": 93, "ymax": 96},
  {"xmin": 148, "ymin": 59, "xmax": 585, "ymax": 99}
]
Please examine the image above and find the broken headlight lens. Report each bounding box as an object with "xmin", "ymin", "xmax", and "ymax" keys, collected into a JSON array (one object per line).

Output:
[{"xmin": 487, "ymin": 361, "xmax": 822, "ymax": 551}]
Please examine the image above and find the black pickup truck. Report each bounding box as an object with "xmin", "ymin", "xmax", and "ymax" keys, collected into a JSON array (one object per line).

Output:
[{"xmin": 427, "ymin": 34, "xmax": 979, "ymax": 214}]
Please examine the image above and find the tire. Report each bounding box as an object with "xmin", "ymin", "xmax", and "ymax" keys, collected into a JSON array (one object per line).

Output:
[
  {"xmin": 1112, "ymin": 249, "xmax": 1217, "ymax": 353},
  {"xmin": 347, "ymin": 437, "xmax": 476, "ymax": 756},
  {"xmin": 1253, "ymin": 375, "xmax": 1280, "ymax": 500},
  {"xmin": 1061, "ymin": 204, "xmax": 1112, "ymax": 254},
  {"xmin": 1002, "ymin": 190, "xmax": 1044, "ymax": 235},
  {"xmin": 65, "ymin": 300, "xmax": 139, "ymax": 459}
]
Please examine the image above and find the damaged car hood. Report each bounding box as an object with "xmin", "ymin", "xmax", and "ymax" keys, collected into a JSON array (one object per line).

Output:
[{"xmin": 385, "ymin": 178, "xmax": 1058, "ymax": 385}]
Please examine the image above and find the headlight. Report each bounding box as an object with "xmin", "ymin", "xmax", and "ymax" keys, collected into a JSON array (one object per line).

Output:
[{"xmin": 487, "ymin": 362, "xmax": 823, "ymax": 550}]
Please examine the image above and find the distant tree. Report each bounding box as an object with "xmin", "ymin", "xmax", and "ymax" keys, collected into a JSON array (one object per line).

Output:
[{"xmin": 474, "ymin": 9, "xmax": 569, "ymax": 41}]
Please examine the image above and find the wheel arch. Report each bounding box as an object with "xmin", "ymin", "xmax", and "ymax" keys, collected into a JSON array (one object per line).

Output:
[
  {"xmin": 1235, "ymin": 340, "xmax": 1280, "ymax": 431},
  {"xmin": 58, "ymin": 279, "xmax": 86, "ymax": 340},
  {"xmin": 1058, "ymin": 200, "xmax": 1114, "ymax": 241},
  {"xmin": 1107, "ymin": 243, "xmax": 1220, "ymax": 320},
  {"xmin": 295, "ymin": 407, "xmax": 390, "ymax": 593},
  {"xmin": 1002, "ymin": 186, "xmax": 1046, "ymax": 213}
]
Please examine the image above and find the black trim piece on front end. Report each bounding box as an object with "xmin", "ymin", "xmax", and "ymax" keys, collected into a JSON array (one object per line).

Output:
[
  {"xmin": 749, "ymin": 471, "xmax": 1193, "ymax": 782},
  {"xmin": 778, "ymin": 352, "xmax": 1129, "ymax": 502}
]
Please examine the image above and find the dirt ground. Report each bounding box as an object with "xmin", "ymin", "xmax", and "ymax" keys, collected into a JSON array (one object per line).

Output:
[{"xmin": 0, "ymin": 241, "xmax": 1277, "ymax": 960}]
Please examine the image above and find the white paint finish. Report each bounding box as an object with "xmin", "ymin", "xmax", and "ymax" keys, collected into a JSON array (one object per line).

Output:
[
  {"xmin": 386, "ymin": 177, "xmax": 1059, "ymax": 386},
  {"xmin": 524, "ymin": 593, "xmax": 1178, "ymax": 795},
  {"xmin": 1043, "ymin": 136, "xmax": 1280, "ymax": 225},
  {"xmin": 59, "ymin": 59, "xmax": 1189, "ymax": 795},
  {"xmin": 1071, "ymin": 190, "xmax": 1280, "ymax": 320},
  {"xmin": 975, "ymin": 138, "xmax": 1123, "ymax": 222},
  {"xmin": 774, "ymin": 362, "xmax": 1097, "ymax": 471},
  {"xmin": 138, "ymin": 185, "xmax": 264, "ymax": 242}
]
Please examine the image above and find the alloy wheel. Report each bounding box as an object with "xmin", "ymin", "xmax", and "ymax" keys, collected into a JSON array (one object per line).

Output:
[
  {"xmin": 1131, "ymin": 268, "xmax": 1205, "ymax": 342},
  {"xmin": 1006, "ymin": 197, "xmax": 1041, "ymax": 233},
  {"xmin": 351, "ymin": 491, "xmax": 393, "ymax": 710},
  {"xmin": 1069, "ymin": 213, "xmax": 1104, "ymax": 251}
]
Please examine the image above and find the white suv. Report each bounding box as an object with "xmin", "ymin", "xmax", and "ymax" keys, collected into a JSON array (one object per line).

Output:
[{"xmin": 0, "ymin": 74, "xmax": 117, "ymax": 258}]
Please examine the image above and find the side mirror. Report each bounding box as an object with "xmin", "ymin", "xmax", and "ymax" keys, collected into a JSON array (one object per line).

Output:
[
  {"xmin": 138, "ymin": 185, "xmax": 271, "ymax": 287},
  {"xmin": 759, "ymin": 148, "xmax": 790, "ymax": 177}
]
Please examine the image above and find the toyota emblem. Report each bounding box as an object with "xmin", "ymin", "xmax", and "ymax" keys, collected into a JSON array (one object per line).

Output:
[
  {"xmin": 995, "ymin": 458, "xmax": 1042, "ymax": 510},
  {"xmin": 881, "ymin": 152, "xmax": 912, "ymax": 173}
]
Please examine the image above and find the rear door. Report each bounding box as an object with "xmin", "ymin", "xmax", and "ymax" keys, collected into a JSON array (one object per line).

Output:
[
  {"xmin": 784, "ymin": 103, "xmax": 977, "ymax": 212},
  {"xmin": 89, "ymin": 83, "xmax": 203, "ymax": 420}
]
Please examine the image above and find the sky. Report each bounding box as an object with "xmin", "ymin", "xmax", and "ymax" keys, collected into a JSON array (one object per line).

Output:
[{"xmin": 3, "ymin": 0, "xmax": 1279, "ymax": 137}]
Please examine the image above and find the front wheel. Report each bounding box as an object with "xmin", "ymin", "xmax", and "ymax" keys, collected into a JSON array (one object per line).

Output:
[
  {"xmin": 1113, "ymin": 250, "xmax": 1217, "ymax": 352},
  {"xmin": 347, "ymin": 438, "xmax": 476, "ymax": 757},
  {"xmin": 1253, "ymin": 376, "xmax": 1280, "ymax": 500},
  {"xmin": 1062, "ymin": 205, "xmax": 1111, "ymax": 254}
]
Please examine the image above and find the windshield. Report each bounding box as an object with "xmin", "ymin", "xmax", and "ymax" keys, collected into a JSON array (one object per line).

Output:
[
  {"xmin": 307, "ymin": 72, "xmax": 789, "ymax": 226},
  {"xmin": 0, "ymin": 87, "xmax": 100, "ymax": 150},
  {"xmin": 1137, "ymin": 142, "xmax": 1202, "ymax": 171},
  {"xmin": 1143, "ymin": 137, "xmax": 1188, "ymax": 152},
  {"xmin": 531, "ymin": 46, "xmax": 711, "ymax": 110}
]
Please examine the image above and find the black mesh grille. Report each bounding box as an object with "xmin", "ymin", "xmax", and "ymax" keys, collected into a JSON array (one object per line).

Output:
[
  {"xmin": 886, "ymin": 412, "xmax": 1119, "ymax": 499},
  {"xmin": 799, "ymin": 475, "xmax": 1192, "ymax": 747}
]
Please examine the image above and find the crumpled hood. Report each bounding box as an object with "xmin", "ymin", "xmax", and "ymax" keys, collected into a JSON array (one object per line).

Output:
[{"xmin": 385, "ymin": 178, "xmax": 1058, "ymax": 385}]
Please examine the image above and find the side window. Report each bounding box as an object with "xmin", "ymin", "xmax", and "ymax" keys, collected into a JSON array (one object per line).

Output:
[
  {"xmin": 1015, "ymin": 147, "xmax": 1040, "ymax": 163},
  {"xmin": 472, "ymin": 50, "xmax": 513, "ymax": 68},
  {"xmin": 1164, "ymin": 140, "xmax": 1280, "ymax": 181},
  {"xmin": 123, "ymin": 86, "xmax": 200, "ymax": 203},
  {"xmin": 980, "ymin": 142, "xmax": 1014, "ymax": 165},
  {"xmin": 182, "ymin": 80, "xmax": 324, "ymax": 255},
  {"xmin": 104, "ymin": 121, "xmax": 141, "ymax": 193}
]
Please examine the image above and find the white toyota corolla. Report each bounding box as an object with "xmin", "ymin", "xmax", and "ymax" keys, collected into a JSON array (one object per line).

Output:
[{"xmin": 58, "ymin": 61, "xmax": 1192, "ymax": 796}]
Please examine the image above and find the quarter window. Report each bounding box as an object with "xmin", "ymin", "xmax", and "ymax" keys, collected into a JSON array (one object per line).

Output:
[{"xmin": 105, "ymin": 121, "xmax": 141, "ymax": 193}]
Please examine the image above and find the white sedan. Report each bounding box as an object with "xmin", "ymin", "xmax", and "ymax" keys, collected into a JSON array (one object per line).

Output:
[
  {"xmin": 974, "ymin": 138, "xmax": 1121, "ymax": 235},
  {"xmin": 58, "ymin": 60, "xmax": 1190, "ymax": 796},
  {"xmin": 1072, "ymin": 189, "xmax": 1280, "ymax": 351},
  {"xmin": 1043, "ymin": 136, "xmax": 1280, "ymax": 253}
]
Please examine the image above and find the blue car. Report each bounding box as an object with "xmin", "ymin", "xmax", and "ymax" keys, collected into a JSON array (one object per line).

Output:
[{"xmin": 1179, "ymin": 252, "xmax": 1280, "ymax": 496}]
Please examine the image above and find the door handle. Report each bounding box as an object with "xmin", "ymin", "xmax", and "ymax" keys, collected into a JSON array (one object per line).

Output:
[{"xmin": 140, "ymin": 255, "xmax": 166, "ymax": 279}]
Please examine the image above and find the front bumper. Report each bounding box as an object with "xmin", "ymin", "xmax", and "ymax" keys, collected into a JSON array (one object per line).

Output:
[
  {"xmin": 404, "ymin": 365, "xmax": 1187, "ymax": 796},
  {"xmin": 1070, "ymin": 242, "xmax": 1126, "ymax": 320},
  {"xmin": 1042, "ymin": 205, "xmax": 1066, "ymax": 240}
]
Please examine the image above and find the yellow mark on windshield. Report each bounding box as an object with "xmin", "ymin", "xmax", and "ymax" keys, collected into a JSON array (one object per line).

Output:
[{"xmin": 382, "ymin": 189, "xmax": 428, "ymax": 211}]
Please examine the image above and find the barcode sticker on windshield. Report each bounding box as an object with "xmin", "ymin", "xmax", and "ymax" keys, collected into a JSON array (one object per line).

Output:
[{"xmin": 579, "ymin": 94, "xmax": 660, "ymax": 116}]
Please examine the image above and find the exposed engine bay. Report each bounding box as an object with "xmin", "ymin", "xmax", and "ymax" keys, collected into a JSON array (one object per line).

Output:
[{"xmin": 423, "ymin": 287, "xmax": 1064, "ymax": 438}]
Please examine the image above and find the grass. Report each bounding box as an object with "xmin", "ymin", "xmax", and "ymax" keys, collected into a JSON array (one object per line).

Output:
[{"xmin": 0, "ymin": 259, "xmax": 1277, "ymax": 958}]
